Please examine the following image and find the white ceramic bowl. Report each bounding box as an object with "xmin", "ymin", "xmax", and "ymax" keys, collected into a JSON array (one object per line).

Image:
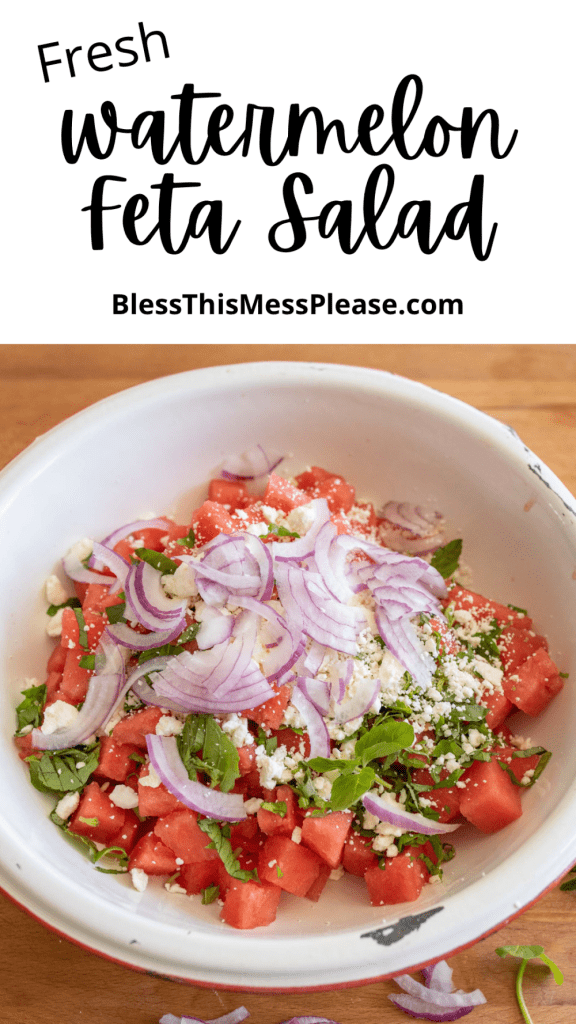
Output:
[{"xmin": 1, "ymin": 362, "xmax": 576, "ymax": 991}]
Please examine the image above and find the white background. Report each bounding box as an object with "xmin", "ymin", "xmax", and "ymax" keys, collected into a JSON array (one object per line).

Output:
[{"xmin": 3, "ymin": 1, "xmax": 574, "ymax": 344}]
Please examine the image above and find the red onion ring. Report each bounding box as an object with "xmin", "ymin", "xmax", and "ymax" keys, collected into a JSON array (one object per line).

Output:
[
  {"xmin": 106, "ymin": 621, "xmax": 185, "ymax": 651},
  {"xmin": 310, "ymin": 520, "xmax": 355, "ymax": 603},
  {"xmin": 298, "ymin": 677, "xmax": 331, "ymax": 716},
  {"xmin": 291, "ymin": 683, "xmax": 330, "ymax": 758},
  {"xmin": 196, "ymin": 607, "xmax": 235, "ymax": 650},
  {"xmin": 423, "ymin": 962, "xmax": 454, "ymax": 992},
  {"xmin": 93, "ymin": 518, "xmax": 170, "ymax": 562},
  {"xmin": 32, "ymin": 636, "xmax": 125, "ymax": 750},
  {"xmin": 62, "ymin": 547, "xmax": 113, "ymax": 586},
  {"xmin": 380, "ymin": 502, "xmax": 442, "ymax": 536},
  {"xmin": 332, "ymin": 673, "xmax": 380, "ymax": 724},
  {"xmin": 161, "ymin": 1009, "xmax": 249, "ymax": 1024},
  {"xmin": 271, "ymin": 498, "xmax": 331, "ymax": 563},
  {"xmin": 390, "ymin": 969, "xmax": 486, "ymax": 1021},
  {"xmin": 125, "ymin": 561, "xmax": 187, "ymax": 632},
  {"xmin": 89, "ymin": 541, "xmax": 130, "ymax": 593},
  {"xmin": 186, "ymin": 534, "xmax": 273, "ymax": 605},
  {"xmin": 388, "ymin": 995, "xmax": 476, "ymax": 1022},
  {"xmin": 275, "ymin": 563, "xmax": 365, "ymax": 655},
  {"xmin": 220, "ymin": 444, "xmax": 284, "ymax": 480},
  {"xmin": 232, "ymin": 596, "xmax": 304, "ymax": 680},
  {"xmin": 361, "ymin": 791, "xmax": 460, "ymax": 836},
  {"xmin": 147, "ymin": 735, "xmax": 246, "ymax": 821},
  {"xmin": 303, "ymin": 640, "xmax": 327, "ymax": 677}
]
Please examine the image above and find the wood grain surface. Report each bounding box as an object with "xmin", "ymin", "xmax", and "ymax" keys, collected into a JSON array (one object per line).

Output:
[{"xmin": 1, "ymin": 343, "xmax": 575, "ymax": 1024}]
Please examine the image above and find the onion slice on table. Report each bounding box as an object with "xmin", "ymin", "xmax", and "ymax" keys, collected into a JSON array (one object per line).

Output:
[
  {"xmin": 291, "ymin": 683, "xmax": 331, "ymax": 758},
  {"xmin": 32, "ymin": 636, "xmax": 125, "ymax": 750},
  {"xmin": 160, "ymin": 1009, "xmax": 249, "ymax": 1024},
  {"xmin": 362, "ymin": 791, "xmax": 460, "ymax": 836},
  {"xmin": 147, "ymin": 734, "xmax": 246, "ymax": 821},
  {"xmin": 220, "ymin": 444, "xmax": 284, "ymax": 480},
  {"xmin": 390, "ymin": 964, "xmax": 486, "ymax": 1021}
]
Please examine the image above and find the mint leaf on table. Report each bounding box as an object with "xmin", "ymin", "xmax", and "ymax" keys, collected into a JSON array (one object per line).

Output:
[
  {"xmin": 430, "ymin": 538, "xmax": 463, "ymax": 579},
  {"xmin": 496, "ymin": 944, "xmax": 563, "ymax": 1024},
  {"xmin": 15, "ymin": 683, "xmax": 47, "ymax": 735}
]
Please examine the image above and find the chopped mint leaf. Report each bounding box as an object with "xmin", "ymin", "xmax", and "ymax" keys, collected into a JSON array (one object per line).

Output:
[
  {"xmin": 176, "ymin": 528, "xmax": 196, "ymax": 548},
  {"xmin": 79, "ymin": 816, "xmax": 99, "ymax": 827},
  {"xmin": 138, "ymin": 643, "xmax": 184, "ymax": 664},
  {"xmin": 560, "ymin": 866, "xmax": 576, "ymax": 892},
  {"xmin": 26, "ymin": 741, "xmax": 100, "ymax": 793},
  {"xmin": 47, "ymin": 597, "xmax": 81, "ymax": 617},
  {"xmin": 73, "ymin": 607, "xmax": 90, "ymax": 652},
  {"xmin": 50, "ymin": 809, "xmax": 129, "ymax": 871},
  {"xmin": 276, "ymin": 865, "xmax": 284, "ymax": 878},
  {"xmin": 201, "ymin": 884, "xmax": 220, "ymax": 904},
  {"xmin": 128, "ymin": 752, "xmax": 146, "ymax": 764},
  {"xmin": 177, "ymin": 714, "xmax": 239, "ymax": 793},
  {"xmin": 78, "ymin": 654, "xmax": 96, "ymax": 671},
  {"xmin": 507, "ymin": 603, "xmax": 528, "ymax": 616},
  {"xmin": 373, "ymin": 634, "xmax": 386, "ymax": 650},
  {"xmin": 256, "ymin": 727, "xmax": 277, "ymax": 756},
  {"xmin": 197, "ymin": 819, "xmax": 258, "ymax": 882},
  {"xmin": 106, "ymin": 601, "xmax": 126, "ymax": 625},
  {"xmin": 329, "ymin": 767, "xmax": 376, "ymax": 812},
  {"xmin": 134, "ymin": 548, "xmax": 179, "ymax": 575},
  {"xmin": 355, "ymin": 720, "xmax": 414, "ymax": 766},
  {"xmin": 15, "ymin": 683, "xmax": 47, "ymax": 735},
  {"xmin": 473, "ymin": 618, "xmax": 502, "ymax": 663},
  {"xmin": 560, "ymin": 671, "xmax": 569, "ymax": 679},
  {"xmin": 178, "ymin": 622, "xmax": 200, "ymax": 644},
  {"xmin": 430, "ymin": 539, "xmax": 462, "ymax": 579},
  {"xmin": 261, "ymin": 800, "xmax": 287, "ymax": 817},
  {"xmin": 267, "ymin": 523, "xmax": 300, "ymax": 539}
]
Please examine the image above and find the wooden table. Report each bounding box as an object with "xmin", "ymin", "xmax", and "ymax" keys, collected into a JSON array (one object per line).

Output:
[{"xmin": 1, "ymin": 344, "xmax": 575, "ymax": 1024}]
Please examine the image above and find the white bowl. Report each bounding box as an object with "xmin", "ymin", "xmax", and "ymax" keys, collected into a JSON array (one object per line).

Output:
[{"xmin": 1, "ymin": 362, "xmax": 576, "ymax": 991}]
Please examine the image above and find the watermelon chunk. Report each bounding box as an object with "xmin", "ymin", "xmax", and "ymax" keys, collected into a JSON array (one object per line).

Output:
[
  {"xmin": 112, "ymin": 707, "xmax": 164, "ymax": 749},
  {"xmin": 94, "ymin": 735, "xmax": 142, "ymax": 783},
  {"xmin": 191, "ymin": 501, "xmax": 237, "ymax": 546},
  {"xmin": 127, "ymin": 832, "xmax": 179, "ymax": 875},
  {"xmin": 444, "ymin": 585, "xmax": 533, "ymax": 629},
  {"xmin": 502, "ymin": 647, "xmax": 563, "ymax": 716},
  {"xmin": 258, "ymin": 835, "xmax": 323, "ymax": 896},
  {"xmin": 300, "ymin": 811, "xmax": 353, "ymax": 868},
  {"xmin": 220, "ymin": 879, "xmax": 282, "ymax": 929},
  {"xmin": 153, "ymin": 809, "xmax": 220, "ymax": 865},
  {"xmin": 243, "ymin": 682, "xmax": 290, "ymax": 729},
  {"xmin": 459, "ymin": 760, "xmax": 522, "ymax": 833},
  {"xmin": 68, "ymin": 782, "xmax": 126, "ymax": 845},
  {"xmin": 262, "ymin": 473, "xmax": 310, "ymax": 513},
  {"xmin": 342, "ymin": 829, "xmax": 378, "ymax": 877},
  {"xmin": 364, "ymin": 851, "xmax": 429, "ymax": 906}
]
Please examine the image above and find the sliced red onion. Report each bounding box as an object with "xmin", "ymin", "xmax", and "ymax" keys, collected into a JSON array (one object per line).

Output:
[
  {"xmin": 374, "ymin": 604, "xmax": 435, "ymax": 690},
  {"xmin": 303, "ymin": 640, "xmax": 327, "ymax": 677},
  {"xmin": 292, "ymin": 683, "xmax": 330, "ymax": 758},
  {"xmin": 332, "ymin": 674, "xmax": 380, "ymax": 724},
  {"xmin": 232, "ymin": 595, "xmax": 304, "ymax": 680},
  {"xmin": 390, "ymin": 971, "xmax": 486, "ymax": 1020},
  {"xmin": 361, "ymin": 791, "xmax": 460, "ymax": 836},
  {"xmin": 93, "ymin": 518, "xmax": 170, "ymax": 563},
  {"xmin": 62, "ymin": 546, "xmax": 113, "ymax": 586},
  {"xmin": 89, "ymin": 541, "xmax": 130, "ymax": 593},
  {"xmin": 220, "ymin": 444, "xmax": 284, "ymax": 480},
  {"xmin": 188, "ymin": 534, "xmax": 273, "ymax": 605},
  {"xmin": 106, "ymin": 620, "xmax": 185, "ymax": 651},
  {"xmin": 147, "ymin": 735, "xmax": 246, "ymax": 821},
  {"xmin": 299, "ymin": 676, "xmax": 331, "ymax": 716},
  {"xmin": 310, "ymin": 520, "xmax": 355, "ymax": 603},
  {"xmin": 275, "ymin": 563, "xmax": 365, "ymax": 655},
  {"xmin": 381, "ymin": 503, "xmax": 442, "ymax": 536},
  {"xmin": 196, "ymin": 606, "xmax": 235, "ymax": 650},
  {"xmin": 423, "ymin": 961, "xmax": 454, "ymax": 992},
  {"xmin": 125, "ymin": 561, "xmax": 187, "ymax": 632},
  {"xmin": 32, "ymin": 636, "xmax": 125, "ymax": 750},
  {"xmin": 271, "ymin": 498, "xmax": 331, "ymax": 563},
  {"xmin": 331, "ymin": 659, "xmax": 352, "ymax": 704},
  {"xmin": 379, "ymin": 528, "xmax": 445, "ymax": 557},
  {"xmin": 388, "ymin": 994, "xmax": 475, "ymax": 1021},
  {"xmin": 160, "ymin": 1010, "xmax": 249, "ymax": 1024}
]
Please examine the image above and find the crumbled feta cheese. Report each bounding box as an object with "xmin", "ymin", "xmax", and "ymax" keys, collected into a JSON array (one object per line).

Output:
[
  {"xmin": 244, "ymin": 798, "xmax": 264, "ymax": 815},
  {"xmin": 245, "ymin": 522, "xmax": 269, "ymax": 537},
  {"xmin": 313, "ymin": 776, "xmax": 332, "ymax": 800},
  {"xmin": 109, "ymin": 785, "xmax": 139, "ymax": 809},
  {"xmin": 45, "ymin": 574, "xmax": 68, "ymax": 607},
  {"xmin": 363, "ymin": 810, "xmax": 379, "ymax": 830},
  {"xmin": 130, "ymin": 868, "xmax": 148, "ymax": 892},
  {"xmin": 164, "ymin": 882, "xmax": 187, "ymax": 894},
  {"xmin": 155, "ymin": 715, "xmax": 184, "ymax": 737},
  {"xmin": 40, "ymin": 700, "xmax": 79, "ymax": 735},
  {"xmin": 281, "ymin": 701, "xmax": 307, "ymax": 731},
  {"xmin": 385, "ymin": 844, "xmax": 399, "ymax": 858},
  {"xmin": 285, "ymin": 502, "xmax": 317, "ymax": 535},
  {"xmin": 139, "ymin": 764, "xmax": 161, "ymax": 788},
  {"xmin": 221, "ymin": 713, "xmax": 254, "ymax": 748},
  {"xmin": 46, "ymin": 607, "xmax": 65, "ymax": 637},
  {"xmin": 291, "ymin": 826, "xmax": 302, "ymax": 844},
  {"xmin": 55, "ymin": 792, "xmax": 80, "ymax": 819},
  {"xmin": 255, "ymin": 743, "xmax": 292, "ymax": 789},
  {"xmin": 162, "ymin": 562, "xmax": 198, "ymax": 599},
  {"xmin": 329, "ymin": 865, "xmax": 345, "ymax": 880},
  {"xmin": 68, "ymin": 538, "xmax": 94, "ymax": 563}
]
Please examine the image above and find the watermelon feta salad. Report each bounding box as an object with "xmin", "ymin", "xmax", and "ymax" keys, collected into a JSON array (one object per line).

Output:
[{"xmin": 13, "ymin": 447, "xmax": 565, "ymax": 930}]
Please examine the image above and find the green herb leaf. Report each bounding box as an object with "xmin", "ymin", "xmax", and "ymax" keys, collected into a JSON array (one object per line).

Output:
[
  {"xmin": 177, "ymin": 714, "xmax": 239, "ymax": 793},
  {"xmin": 177, "ymin": 622, "xmax": 200, "ymax": 644},
  {"xmin": 15, "ymin": 683, "xmax": 47, "ymax": 735},
  {"xmin": 329, "ymin": 767, "xmax": 376, "ymax": 812},
  {"xmin": 276, "ymin": 865, "xmax": 284, "ymax": 878},
  {"xmin": 78, "ymin": 654, "xmax": 96, "ymax": 671},
  {"xmin": 496, "ymin": 944, "xmax": 564, "ymax": 1024},
  {"xmin": 176, "ymin": 528, "xmax": 196, "ymax": 548},
  {"xmin": 134, "ymin": 548, "xmax": 179, "ymax": 575},
  {"xmin": 137, "ymin": 642, "xmax": 184, "ymax": 664},
  {"xmin": 128, "ymin": 752, "xmax": 146, "ymax": 764},
  {"xmin": 73, "ymin": 607, "xmax": 90, "ymax": 652},
  {"xmin": 260, "ymin": 800, "xmax": 287, "ymax": 817},
  {"xmin": 256, "ymin": 727, "xmax": 277, "ymax": 756},
  {"xmin": 47, "ymin": 597, "xmax": 81, "ymax": 617},
  {"xmin": 560, "ymin": 867, "xmax": 576, "ymax": 892},
  {"xmin": 26, "ymin": 741, "xmax": 100, "ymax": 793},
  {"xmin": 507, "ymin": 603, "xmax": 528, "ymax": 616},
  {"xmin": 201, "ymin": 884, "xmax": 220, "ymax": 904},
  {"xmin": 267, "ymin": 523, "xmax": 300, "ymax": 539},
  {"xmin": 106, "ymin": 601, "xmax": 127, "ymax": 625},
  {"xmin": 79, "ymin": 816, "xmax": 99, "ymax": 827},
  {"xmin": 49, "ymin": 808, "xmax": 129, "ymax": 870},
  {"xmin": 355, "ymin": 720, "xmax": 414, "ymax": 766},
  {"xmin": 197, "ymin": 819, "xmax": 257, "ymax": 882},
  {"xmin": 430, "ymin": 539, "xmax": 463, "ymax": 579}
]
